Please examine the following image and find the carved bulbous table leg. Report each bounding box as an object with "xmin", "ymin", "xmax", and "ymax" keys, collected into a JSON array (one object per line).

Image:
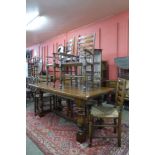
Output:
[
  {"xmin": 38, "ymin": 90, "xmax": 44, "ymax": 117},
  {"xmin": 76, "ymin": 99, "xmax": 87, "ymax": 143}
]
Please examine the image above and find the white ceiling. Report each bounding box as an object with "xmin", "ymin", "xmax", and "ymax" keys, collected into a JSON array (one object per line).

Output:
[{"xmin": 26, "ymin": 0, "xmax": 128, "ymax": 47}]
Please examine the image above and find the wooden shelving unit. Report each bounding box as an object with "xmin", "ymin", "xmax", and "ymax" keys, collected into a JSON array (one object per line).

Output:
[
  {"xmin": 46, "ymin": 53, "xmax": 60, "ymax": 87},
  {"xmin": 27, "ymin": 57, "xmax": 41, "ymax": 78},
  {"xmin": 45, "ymin": 34, "xmax": 108, "ymax": 91}
]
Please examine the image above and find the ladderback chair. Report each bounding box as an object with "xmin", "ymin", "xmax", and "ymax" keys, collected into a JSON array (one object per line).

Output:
[
  {"xmin": 34, "ymin": 92, "xmax": 54, "ymax": 116},
  {"xmin": 77, "ymin": 34, "xmax": 95, "ymax": 54},
  {"xmin": 28, "ymin": 77, "xmax": 54, "ymax": 116},
  {"xmin": 77, "ymin": 34, "xmax": 96, "ymax": 90},
  {"xmin": 65, "ymin": 37, "xmax": 75, "ymax": 61},
  {"xmin": 88, "ymin": 78, "xmax": 126, "ymax": 147}
]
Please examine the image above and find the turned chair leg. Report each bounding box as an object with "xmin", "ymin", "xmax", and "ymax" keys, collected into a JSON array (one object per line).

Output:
[
  {"xmin": 50, "ymin": 96, "xmax": 52, "ymax": 111},
  {"xmin": 34, "ymin": 97, "xmax": 37, "ymax": 115},
  {"xmin": 114, "ymin": 118, "xmax": 117, "ymax": 133},
  {"xmin": 70, "ymin": 100, "xmax": 74, "ymax": 117},
  {"xmin": 66, "ymin": 100, "xmax": 70, "ymax": 116},
  {"xmin": 34, "ymin": 97, "xmax": 39, "ymax": 116},
  {"xmin": 52, "ymin": 96, "xmax": 55, "ymax": 110},
  {"xmin": 118, "ymin": 116, "xmax": 121, "ymax": 147},
  {"xmin": 88, "ymin": 116, "xmax": 93, "ymax": 147},
  {"xmin": 85, "ymin": 105, "xmax": 87, "ymax": 116},
  {"xmin": 55, "ymin": 96, "xmax": 57, "ymax": 109}
]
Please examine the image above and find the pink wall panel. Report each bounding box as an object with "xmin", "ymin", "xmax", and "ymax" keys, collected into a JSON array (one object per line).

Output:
[
  {"xmin": 28, "ymin": 11, "xmax": 129, "ymax": 80},
  {"xmin": 117, "ymin": 21, "xmax": 129, "ymax": 56},
  {"xmin": 101, "ymin": 23, "xmax": 118, "ymax": 79}
]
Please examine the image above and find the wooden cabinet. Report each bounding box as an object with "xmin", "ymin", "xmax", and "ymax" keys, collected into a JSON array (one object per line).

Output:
[
  {"xmin": 93, "ymin": 49, "xmax": 109, "ymax": 86},
  {"xmin": 94, "ymin": 49, "xmax": 102, "ymax": 86},
  {"xmin": 101, "ymin": 61, "xmax": 109, "ymax": 85}
]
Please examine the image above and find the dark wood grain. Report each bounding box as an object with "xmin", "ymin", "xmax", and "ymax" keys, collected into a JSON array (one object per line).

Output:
[{"xmin": 29, "ymin": 82, "xmax": 114, "ymax": 101}]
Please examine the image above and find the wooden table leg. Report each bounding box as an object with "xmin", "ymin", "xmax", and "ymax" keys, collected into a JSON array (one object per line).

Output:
[
  {"xmin": 38, "ymin": 90, "xmax": 44, "ymax": 117},
  {"xmin": 76, "ymin": 99, "xmax": 87, "ymax": 143},
  {"xmin": 67, "ymin": 99, "xmax": 73, "ymax": 117},
  {"xmin": 53, "ymin": 95, "xmax": 56, "ymax": 110}
]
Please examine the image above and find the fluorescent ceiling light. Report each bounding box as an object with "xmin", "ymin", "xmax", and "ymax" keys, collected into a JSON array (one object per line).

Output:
[
  {"xmin": 26, "ymin": 16, "xmax": 47, "ymax": 31},
  {"xmin": 26, "ymin": 11, "xmax": 39, "ymax": 25}
]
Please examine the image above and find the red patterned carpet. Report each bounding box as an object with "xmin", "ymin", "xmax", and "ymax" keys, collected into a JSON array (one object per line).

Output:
[{"xmin": 27, "ymin": 111, "xmax": 129, "ymax": 155}]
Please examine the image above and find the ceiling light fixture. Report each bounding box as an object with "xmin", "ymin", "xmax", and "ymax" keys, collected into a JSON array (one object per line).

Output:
[
  {"xmin": 26, "ymin": 11, "xmax": 39, "ymax": 25},
  {"xmin": 26, "ymin": 15, "xmax": 47, "ymax": 31}
]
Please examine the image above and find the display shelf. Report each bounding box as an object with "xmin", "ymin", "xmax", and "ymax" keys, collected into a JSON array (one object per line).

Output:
[{"xmin": 45, "ymin": 34, "xmax": 108, "ymax": 91}]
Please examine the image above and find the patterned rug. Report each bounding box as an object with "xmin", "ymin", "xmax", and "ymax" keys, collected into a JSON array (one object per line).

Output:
[{"xmin": 27, "ymin": 111, "xmax": 129, "ymax": 155}]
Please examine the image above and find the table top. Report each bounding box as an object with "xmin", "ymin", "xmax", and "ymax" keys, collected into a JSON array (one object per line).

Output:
[{"xmin": 29, "ymin": 82, "xmax": 114, "ymax": 100}]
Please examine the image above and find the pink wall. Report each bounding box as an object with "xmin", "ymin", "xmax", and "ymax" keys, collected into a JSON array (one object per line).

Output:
[{"xmin": 28, "ymin": 11, "xmax": 129, "ymax": 80}]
